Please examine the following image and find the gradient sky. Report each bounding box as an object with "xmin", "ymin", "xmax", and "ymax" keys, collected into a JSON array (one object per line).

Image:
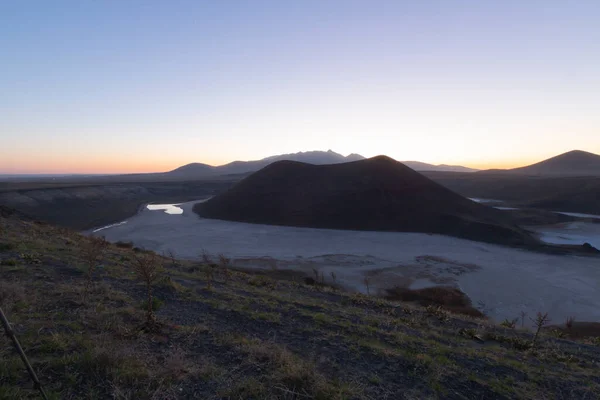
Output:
[{"xmin": 2, "ymin": 1, "xmax": 599, "ymax": 173}]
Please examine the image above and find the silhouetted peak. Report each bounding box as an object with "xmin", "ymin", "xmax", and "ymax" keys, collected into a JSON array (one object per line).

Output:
[
  {"xmin": 558, "ymin": 150, "xmax": 597, "ymax": 158},
  {"xmin": 368, "ymin": 155, "xmax": 397, "ymax": 163}
]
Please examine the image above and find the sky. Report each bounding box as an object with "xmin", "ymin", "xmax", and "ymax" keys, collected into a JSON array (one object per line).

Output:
[{"xmin": 2, "ymin": 1, "xmax": 599, "ymax": 174}]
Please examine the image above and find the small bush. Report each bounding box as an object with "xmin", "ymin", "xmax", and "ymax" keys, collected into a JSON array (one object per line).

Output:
[
  {"xmin": 549, "ymin": 329, "xmax": 566, "ymax": 339},
  {"xmin": 116, "ymin": 241, "xmax": 134, "ymax": 249},
  {"xmin": 0, "ymin": 259, "xmax": 17, "ymax": 266},
  {"xmin": 248, "ymin": 275, "xmax": 275, "ymax": 289},
  {"xmin": 500, "ymin": 318, "xmax": 518, "ymax": 329},
  {"xmin": 20, "ymin": 253, "xmax": 41, "ymax": 264},
  {"xmin": 132, "ymin": 252, "xmax": 164, "ymax": 330}
]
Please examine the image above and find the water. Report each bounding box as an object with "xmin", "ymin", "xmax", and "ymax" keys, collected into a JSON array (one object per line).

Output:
[
  {"xmin": 555, "ymin": 211, "xmax": 600, "ymax": 220},
  {"xmin": 533, "ymin": 222, "xmax": 600, "ymax": 249},
  {"xmin": 147, "ymin": 203, "xmax": 184, "ymax": 215},
  {"xmin": 93, "ymin": 221, "xmax": 127, "ymax": 233},
  {"xmin": 469, "ymin": 198, "xmax": 504, "ymax": 204},
  {"xmin": 467, "ymin": 198, "xmax": 600, "ymax": 247}
]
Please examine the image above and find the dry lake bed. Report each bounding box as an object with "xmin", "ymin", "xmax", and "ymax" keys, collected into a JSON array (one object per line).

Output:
[{"xmin": 90, "ymin": 200, "xmax": 600, "ymax": 326}]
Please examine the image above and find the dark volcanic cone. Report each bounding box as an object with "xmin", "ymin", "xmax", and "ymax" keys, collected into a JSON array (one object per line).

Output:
[{"xmin": 194, "ymin": 156, "xmax": 536, "ymax": 246}]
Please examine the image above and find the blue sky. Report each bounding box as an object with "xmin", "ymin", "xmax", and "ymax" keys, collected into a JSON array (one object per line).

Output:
[{"xmin": 1, "ymin": 1, "xmax": 599, "ymax": 173}]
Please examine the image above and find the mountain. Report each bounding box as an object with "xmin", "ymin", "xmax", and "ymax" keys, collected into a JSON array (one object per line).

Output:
[
  {"xmin": 167, "ymin": 150, "xmax": 365, "ymax": 178},
  {"xmin": 195, "ymin": 156, "xmax": 535, "ymax": 246},
  {"xmin": 166, "ymin": 151, "xmax": 478, "ymax": 178},
  {"xmin": 485, "ymin": 150, "xmax": 600, "ymax": 176},
  {"xmin": 168, "ymin": 162, "xmax": 215, "ymax": 177},
  {"xmin": 217, "ymin": 150, "xmax": 365, "ymax": 175},
  {"xmin": 402, "ymin": 161, "xmax": 478, "ymax": 173}
]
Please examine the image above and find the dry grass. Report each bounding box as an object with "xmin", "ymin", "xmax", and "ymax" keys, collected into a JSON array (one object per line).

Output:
[
  {"xmin": 1, "ymin": 211, "xmax": 599, "ymax": 399},
  {"xmin": 223, "ymin": 336, "xmax": 360, "ymax": 399},
  {"xmin": 384, "ymin": 286, "xmax": 486, "ymax": 318}
]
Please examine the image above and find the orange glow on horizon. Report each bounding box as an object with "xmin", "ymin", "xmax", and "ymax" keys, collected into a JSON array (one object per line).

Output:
[{"xmin": 0, "ymin": 154, "xmax": 546, "ymax": 175}]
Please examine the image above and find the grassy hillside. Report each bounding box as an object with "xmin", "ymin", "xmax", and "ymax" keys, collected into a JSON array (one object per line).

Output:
[
  {"xmin": 423, "ymin": 172, "xmax": 600, "ymax": 215},
  {"xmin": 1, "ymin": 209, "xmax": 600, "ymax": 399}
]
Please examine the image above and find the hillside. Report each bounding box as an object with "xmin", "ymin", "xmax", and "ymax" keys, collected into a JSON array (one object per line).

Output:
[
  {"xmin": 195, "ymin": 156, "xmax": 535, "ymax": 246},
  {"xmin": 2, "ymin": 206, "xmax": 600, "ymax": 399},
  {"xmin": 488, "ymin": 150, "xmax": 600, "ymax": 176},
  {"xmin": 423, "ymin": 171, "xmax": 600, "ymax": 215},
  {"xmin": 0, "ymin": 180, "xmax": 234, "ymax": 230}
]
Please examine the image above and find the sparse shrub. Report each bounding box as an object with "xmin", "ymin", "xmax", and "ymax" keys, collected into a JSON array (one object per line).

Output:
[
  {"xmin": 219, "ymin": 254, "xmax": 231, "ymax": 282},
  {"xmin": 363, "ymin": 276, "xmax": 371, "ymax": 295},
  {"xmin": 549, "ymin": 329, "xmax": 566, "ymax": 339},
  {"xmin": 204, "ymin": 265, "xmax": 214, "ymax": 290},
  {"xmin": 531, "ymin": 312, "xmax": 551, "ymax": 350},
  {"xmin": 520, "ymin": 311, "xmax": 527, "ymax": 328},
  {"xmin": 458, "ymin": 327, "xmax": 478, "ymax": 340},
  {"xmin": 312, "ymin": 268, "xmax": 320, "ymax": 284},
  {"xmin": 165, "ymin": 248, "xmax": 178, "ymax": 268},
  {"xmin": 82, "ymin": 236, "xmax": 109, "ymax": 299},
  {"xmin": 115, "ymin": 241, "xmax": 134, "ymax": 249},
  {"xmin": 132, "ymin": 252, "xmax": 164, "ymax": 331},
  {"xmin": 248, "ymin": 275, "xmax": 275, "ymax": 289},
  {"xmin": 201, "ymin": 249, "xmax": 213, "ymax": 266},
  {"xmin": 20, "ymin": 253, "xmax": 41, "ymax": 264},
  {"xmin": 484, "ymin": 332, "xmax": 532, "ymax": 350},
  {"xmin": 159, "ymin": 276, "xmax": 187, "ymax": 293},
  {"xmin": 426, "ymin": 305, "xmax": 449, "ymax": 322},
  {"xmin": 501, "ymin": 318, "xmax": 518, "ymax": 329},
  {"xmin": 1, "ymin": 259, "xmax": 17, "ymax": 266},
  {"xmin": 350, "ymin": 293, "xmax": 370, "ymax": 306},
  {"xmin": 565, "ymin": 316, "xmax": 575, "ymax": 330}
]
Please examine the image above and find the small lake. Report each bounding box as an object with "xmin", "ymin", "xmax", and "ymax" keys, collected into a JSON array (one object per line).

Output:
[
  {"xmin": 469, "ymin": 198, "xmax": 504, "ymax": 204},
  {"xmin": 147, "ymin": 203, "xmax": 184, "ymax": 215}
]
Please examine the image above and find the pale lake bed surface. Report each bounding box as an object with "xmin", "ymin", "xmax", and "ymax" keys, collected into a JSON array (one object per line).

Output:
[{"xmin": 90, "ymin": 200, "xmax": 600, "ymax": 325}]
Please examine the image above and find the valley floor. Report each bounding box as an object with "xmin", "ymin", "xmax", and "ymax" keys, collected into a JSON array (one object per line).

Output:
[{"xmin": 92, "ymin": 201, "xmax": 600, "ymax": 326}]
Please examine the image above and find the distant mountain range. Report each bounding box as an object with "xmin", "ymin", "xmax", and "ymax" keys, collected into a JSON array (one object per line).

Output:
[
  {"xmin": 401, "ymin": 161, "xmax": 478, "ymax": 173},
  {"xmin": 483, "ymin": 150, "xmax": 600, "ymax": 177},
  {"xmin": 167, "ymin": 150, "xmax": 478, "ymax": 178}
]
